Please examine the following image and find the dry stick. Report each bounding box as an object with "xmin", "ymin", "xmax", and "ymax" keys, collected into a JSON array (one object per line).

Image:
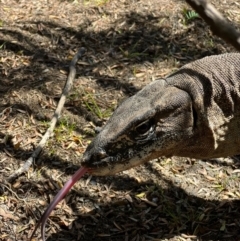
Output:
[
  {"xmin": 185, "ymin": 0, "xmax": 240, "ymax": 51},
  {"xmin": 7, "ymin": 48, "xmax": 86, "ymax": 182}
]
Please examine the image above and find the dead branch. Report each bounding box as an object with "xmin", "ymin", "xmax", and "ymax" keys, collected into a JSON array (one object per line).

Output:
[
  {"xmin": 7, "ymin": 48, "xmax": 86, "ymax": 182},
  {"xmin": 185, "ymin": 0, "xmax": 240, "ymax": 51}
]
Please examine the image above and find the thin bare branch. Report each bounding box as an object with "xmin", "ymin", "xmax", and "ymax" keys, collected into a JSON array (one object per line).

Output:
[
  {"xmin": 185, "ymin": 0, "xmax": 240, "ymax": 51},
  {"xmin": 7, "ymin": 48, "xmax": 86, "ymax": 182}
]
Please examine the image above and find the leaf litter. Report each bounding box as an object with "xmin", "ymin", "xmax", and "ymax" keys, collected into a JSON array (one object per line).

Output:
[{"xmin": 0, "ymin": 0, "xmax": 240, "ymax": 240}]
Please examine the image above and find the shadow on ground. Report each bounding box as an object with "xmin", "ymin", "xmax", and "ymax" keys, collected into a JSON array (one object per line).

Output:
[{"xmin": 40, "ymin": 171, "xmax": 240, "ymax": 241}]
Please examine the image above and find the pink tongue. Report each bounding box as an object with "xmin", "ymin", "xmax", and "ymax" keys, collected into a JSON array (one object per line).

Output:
[{"xmin": 30, "ymin": 167, "xmax": 88, "ymax": 241}]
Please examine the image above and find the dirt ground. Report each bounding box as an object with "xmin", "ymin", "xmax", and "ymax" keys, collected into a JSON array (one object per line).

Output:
[{"xmin": 0, "ymin": 0, "xmax": 240, "ymax": 240}]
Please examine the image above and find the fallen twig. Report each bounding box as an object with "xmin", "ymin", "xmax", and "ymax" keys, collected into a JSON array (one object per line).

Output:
[
  {"xmin": 7, "ymin": 48, "xmax": 86, "ymax": 182},
  {"xmin": 185, "ymin": 0, "xmax": 240, "ymax": 51}
]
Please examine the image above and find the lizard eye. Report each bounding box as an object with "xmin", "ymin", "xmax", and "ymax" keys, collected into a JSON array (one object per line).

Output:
[{"xmin": 135, "ymin": 120, "xmax": 152, "ymax": 135}]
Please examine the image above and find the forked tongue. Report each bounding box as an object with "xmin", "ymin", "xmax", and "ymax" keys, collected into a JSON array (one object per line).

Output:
[{"xmin": 30, "ymin": 167, "xmax": 88, "ymax": 241}]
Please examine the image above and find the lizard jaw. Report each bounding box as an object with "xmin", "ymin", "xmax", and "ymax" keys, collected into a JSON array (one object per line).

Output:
[
  {"xmin": 82, "ymin": 155, "xmax": 128, "ymax": 176},
  {"xmin": 81, "ymin": 143, "xmax": 159, "ymax": 176},
  {"xmin": 82, "ymin": 155, "xmax": 151, "ymax": 176},
  {"xmin": 81, "ymin": 132, "xmax": 184, "ymax": 176}
]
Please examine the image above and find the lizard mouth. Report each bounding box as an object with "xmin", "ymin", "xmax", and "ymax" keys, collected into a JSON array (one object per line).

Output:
[
  {"xmin": 82, "ymin": 149, "xmax": 153, "ymax": 176},
  {"xmin": 82, "ymin": 155, "xmax": 126, "ymax": 175}
]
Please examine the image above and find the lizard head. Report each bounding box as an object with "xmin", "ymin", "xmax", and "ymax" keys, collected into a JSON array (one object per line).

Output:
[{"xmin": 82, "ymin": 79, "xmax": 195, "ymax": 175}]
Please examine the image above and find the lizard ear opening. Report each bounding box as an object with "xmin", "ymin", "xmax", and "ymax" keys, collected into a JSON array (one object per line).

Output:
[{"xmin": 192, "ymin": 105, "xmax": 198, "ymax": 129}]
